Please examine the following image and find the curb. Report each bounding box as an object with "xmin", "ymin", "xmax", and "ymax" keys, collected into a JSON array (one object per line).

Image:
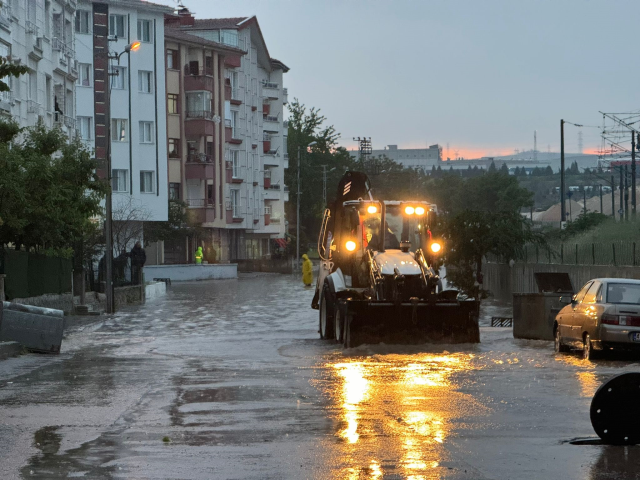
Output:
[{"xmin": 0, "ymin": 341, "xmax": 23, "ymax": 360}]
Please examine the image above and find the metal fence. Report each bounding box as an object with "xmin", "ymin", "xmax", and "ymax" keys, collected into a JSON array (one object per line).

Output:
[
  {"xmin": 0, "ymin": 249, "xmax": 72, "ymax": 300},
  {"xmin": 487, "ymin": 241, "xmax": 640, "ymax": 267}
]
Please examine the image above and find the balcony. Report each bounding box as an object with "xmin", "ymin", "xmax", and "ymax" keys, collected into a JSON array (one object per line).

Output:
[
  {"xmin": 0, "ymin": 4, "xmax": 12, "ymax": 28},
  {"xmin": 264, "ymin": 170, "xmax": 271, "ymax": 189},
  {"xmin": 263, "ymin": 155, "xmax": 280, "ymax": 166},
  {"xmin": 225, "ymin": 203, "xmax": 243, "ymax": 224},
  {"xmin": 185, "ymin": 154, "xmax": 214, "ymax": 180},
  {"xmin": 184, "ymin": 67, "xmax": 215, "ymax": 92},
  {"xmin": 282, "ymin": 87, "xmax": 288, "ymax": 104},
  {"xmin": 263, "ymin": 115, "xmax": 280, "ymax": 133},
  {"xmin": 262, "ymin": 81, "xmax": 279, "ymax": 99},
  {"xmin": 52, "ymin": 36, "xmax": 74, "ymax": 60},
  {"xmin": 186, "ymin": 199, "xmax": 216, "ymax": 224},
  {"xmin": 185, "ymin": 110, "xmax": 217, "ymax": 137}
]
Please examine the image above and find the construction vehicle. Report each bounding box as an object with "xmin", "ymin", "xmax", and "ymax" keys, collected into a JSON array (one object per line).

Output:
[{"xmin": 311, "ymin": 171, "xmax": 480, "ymax": 348}]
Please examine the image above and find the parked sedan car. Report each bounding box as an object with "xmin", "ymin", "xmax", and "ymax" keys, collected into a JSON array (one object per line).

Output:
[{"xmin": 554, "ymin": 278, "xmax": 640, "ymax": 360}]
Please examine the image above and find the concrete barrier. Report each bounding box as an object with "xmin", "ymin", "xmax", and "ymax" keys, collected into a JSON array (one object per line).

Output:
[
  {"xmin": 0, "ymin": 301, "xmax": 64, "ymax": 353},
  {"xmin": 513, "ymin": 293, "xmax": 570, "ymax": 340},
  {"xmin": 145, "ymin": 281, "xmax": 166, "ymax": 301},
  {"xmin": 143, "ymin": 264, "xmax": 237, "ymax": 282}
]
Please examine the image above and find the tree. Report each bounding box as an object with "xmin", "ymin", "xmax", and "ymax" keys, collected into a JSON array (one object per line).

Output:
[
  {"xmin": 111, "ymin": 196, "xmax": 150, "ymax": 255},
  {"xmin": 144, "ymin": 199, "xmax": 196, "ymax": 246},
  {"xmin": 488, "ymin": 160, "xmax": 497, "ymax": 172},
  {"xmin": 499, "ymin": 163, "xmax": 509, "ymax": 175},
  {"xmin": 0, "ymin": 56, "xmax": 28, "ymax": 92},
  {"xmin": 0, "ymin": 119, "xmax": 107, "ymax": 252}
]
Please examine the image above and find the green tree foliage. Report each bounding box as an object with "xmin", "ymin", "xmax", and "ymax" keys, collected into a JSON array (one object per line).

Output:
[
  {"xmin": 548, "ymin": 211, "xmax": 609, "ymax": 241},
  {"xmin": 0, "ymin": 56, "xmax": 28, "ymax": 92},
  {"xmin": 0, "ymin": 119, "xmax": 107, "ymax": 253},
  {"xmin": 285, "ymin": 99, "xmax": 354, "ymax": 250},
  {"xmin": 144, "ymin": 199, "xmax": 196, "ymax": 245}
]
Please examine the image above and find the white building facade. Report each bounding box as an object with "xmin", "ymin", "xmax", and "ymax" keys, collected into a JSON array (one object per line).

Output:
[
  {"xmin": 0, "ymin": 0, "xmax": 77, "ymax": 135},
  {"xmin": 75, "ymin": 0, "xmax": 171, "ymax": 222},
  {"xmin": 180, "ymin": 16, "xmax": 289, "ymax": 260},
  {"xmin": 350, "ymin": 144, "xmax": 443, "ymax": 171}
]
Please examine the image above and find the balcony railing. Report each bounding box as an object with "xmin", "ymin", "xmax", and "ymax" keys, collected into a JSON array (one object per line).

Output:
[
  {"xmin": 52, "ymin": 37, "xmax": 74, "ymax": 58},
  {"xmin": 263, "ymin": 133, "xmax": 272, "ymax": 142},
  {"xmin": 25, "ymin": 20, "xmax": 39, "ymax": 35},
  {"xmin": 283, "ymin": 153, "xmax": 289, "ymax": 160},
  {"xmin": 186, "ymin": 109, "xmax": 214, "ymax": 119},
  {"xmin": 0, "ymin": 4, "xmax": 12, "ymax": 26},
  {"xmin": 262, "ymin": 81, "xmax": 279, "ymax": 89},
  {"xmin": 283, "ymin": 120, "xmax": 289, "ymax": 128},
  {"xmin": 183, "ymin": 64, "xmax": 214, "ymax": 77},
  {"xmin": 54, "ymin": 113, "xmax": 75, "ymax": 129},
  {"xmin": 186, "ymin": 199, "xmax": 206, "ymax": 207},
  {"xmin": 26, "ymin": 99, "xmax": 41, "ymax": 114},
  {"xmin": 270, "ymin": 217, "xmax": 281, "ymax": 224},
  {"xmin": 187, "ymin": 153, "xmax": 213, "ymax": 163},
  {"xmin": 265, "ymin": 115, "xmax": 279, "ymax": 123}
]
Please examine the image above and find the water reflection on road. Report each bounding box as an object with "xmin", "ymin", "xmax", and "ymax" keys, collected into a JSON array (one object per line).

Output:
[{"xmin": 328, "ymin": 352, "xmax": 484, "ymax": 479}]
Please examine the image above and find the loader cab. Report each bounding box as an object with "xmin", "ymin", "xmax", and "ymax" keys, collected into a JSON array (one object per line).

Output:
[{"xmin": 382, "ymin": 201, "xmax": 441, "ymax": 256}]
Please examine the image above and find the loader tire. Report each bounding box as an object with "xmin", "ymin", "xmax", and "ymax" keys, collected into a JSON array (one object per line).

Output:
[{"xmin": 319, "ymin": 284, "xmax": 335, "ymax": 340}]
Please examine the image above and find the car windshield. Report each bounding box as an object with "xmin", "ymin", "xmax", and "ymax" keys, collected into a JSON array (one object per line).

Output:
[{"xmin": 606, "ymin": 283, "xmax": 640, "ymax": 305}]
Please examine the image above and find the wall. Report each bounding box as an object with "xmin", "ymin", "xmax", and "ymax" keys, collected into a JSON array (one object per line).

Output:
[
  {"xmin": 143, "ymin": 264, "xmax": 237, "ymax": 281},
  {"xmin": 483, "ymin": 261, "xmax": 640, "ymax": 302},
  {"xmin": 236, "ymin": 258, "xmax": 292, "ymax": 274},
  {"xmin": 145, "ymin": 281, "xmax": 166, "ymax": 301}
]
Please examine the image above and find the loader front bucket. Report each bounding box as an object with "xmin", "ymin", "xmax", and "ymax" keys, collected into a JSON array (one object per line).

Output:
[{"xmin": 343, "ymin": 300, "xmax": 480, "ymax": 348}]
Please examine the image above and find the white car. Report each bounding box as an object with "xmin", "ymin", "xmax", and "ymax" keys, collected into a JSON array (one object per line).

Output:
[{"xmin": 554, "ymin": 278, "xmax": 640, "ymax": 360}]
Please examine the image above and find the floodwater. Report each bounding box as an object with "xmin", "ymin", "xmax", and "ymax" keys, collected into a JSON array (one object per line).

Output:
[{"xmin": 1, "ymin": 273, "xmax": 640, "ymax": 479}]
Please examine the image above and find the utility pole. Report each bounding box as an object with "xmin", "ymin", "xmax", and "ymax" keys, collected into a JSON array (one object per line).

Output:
[
  {"xmin": 583, "ymin": 188, "xmax": 587, "ymax": 216},
  {"xmin": 296, "ymin": 144, "xmax": 301, "ymax": 268},
  {"xmin": 620, "ymin": 167, "xmax": 624, "ymax": 221},
  {"xmin": 353, "ymin": 137, "xmax": 372, "ymax": 169},
  {"xmin": 633, "ymin": 132, "xmax": 637, "ymax": 219},
  {"xmin": 599, "ymin": 184, "xmax": 603, "ymax": 214},
  {"xmin": 560, "ymin": 119, "xmax": 566, "ymax": 223},
  {"xmin": 625, "ymin": 164, "xmax": 629, "ymax": 221},
  {"xmin": 611, "ymin": 175, "xmax": 615, "ymax": 218},
  {"xmin": 105, "ymin": 65, "xmax": 113, "ymax": 314}
]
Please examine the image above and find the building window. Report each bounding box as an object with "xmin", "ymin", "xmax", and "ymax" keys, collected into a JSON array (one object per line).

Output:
[
  {"xmin": 75, "ymin": 10, "xmax": 90, "ymax": 34},
  {"xmin": 168, "ymin": 138, "xmax": 180, "ymax": 157},
  {"xmin": 167, "ymin": 93, "xmax": 178, "ymax": 114},
  {"xmin": 110, "ymin": 66, "xmax": 126, "ymax": 89},
  {"xmin": 186, "ymin": 91, "xmax": 211, "ymax": 116},
  {"xmin": 166, "ymin": 49, "xmax": 178, "ymax": 70},
  {"xmin": 109, "ymin": 14, "xmax": 126, "ymax": 38},
  {"xmin": 230, "ymin": 110, "xmax": 237, "ymax": 138},
  {"xmin": 111, "ymin": 119, "xmax": 128, "ymax": 142},
  {"xmin": 76, "ymin": 63, "xmax": 91, "ymax": 87},
  {"xmin": 138, "ymin": 71, "xmax": 152, "ymax": 93},
  {"xmin": 207, "ymin": 184, "xmax": 214, "ymax": 206},
  {"xmin": 112, "ymin": 169, "xmax": 128, "ymax": 192},
  {"xmin": 169, "ymin": 182, "xmax": 180, "ymax": 200},
  {"xmin": 139, "ymin": 121, "xmax": 154, "ymax": 143},
  {"xmin": 230, "ymin": 189, "xmax": 239, "ymax": 217},
  {"xmin": 140, "ymin": 171, "xmax": 154, "ymax": 193},
  {"xmin": 230, "ymin": 149, "xmax": 240, "ymax": 178},
  {"xmin": 77, "ymin": 116, "xmax": 92, "ymax": 140},
  {"xmin": 137, "ymin": 19, "xmax": 152, "ymax": 43}
]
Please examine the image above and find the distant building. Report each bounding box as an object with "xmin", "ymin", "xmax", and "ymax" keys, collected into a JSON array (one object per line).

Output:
[{"xmin": 349, "ymin": 144, "xmax": 442, "ymax": 170}]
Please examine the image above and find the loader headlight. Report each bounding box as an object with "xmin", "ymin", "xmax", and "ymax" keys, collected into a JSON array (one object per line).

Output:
[
  {"xmin": 367, "ymin": 205, "xmax": 378, "ymax": 214},
  {"xmin": 430, "ymin": 242, "xmax": 442, "ymax": 254},
  {"xmin": 345, "ymin": 240, "xmax": 357, "ymax": 252},
  {"xmin": 404, "ymin": 206, "xmax": 415, "ymax": 215},
  {"xmin": 415, "ymin": 206, "xmax": 425, "ymax": 215}
]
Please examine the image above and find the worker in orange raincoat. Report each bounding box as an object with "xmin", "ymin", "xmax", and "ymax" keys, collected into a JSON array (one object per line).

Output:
[{"xmin": 301, "ymin": 254, "xmax": 313, "ymax": 287}]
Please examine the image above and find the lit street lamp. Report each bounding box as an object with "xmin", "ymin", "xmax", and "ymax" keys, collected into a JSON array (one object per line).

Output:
[
  {"xmin": 104, "ymin": 41, "xmax": 141, "ymax": 313},
  {"xmin": 297, "ymin": 141, "xmax": 317, "ymax": 269}
]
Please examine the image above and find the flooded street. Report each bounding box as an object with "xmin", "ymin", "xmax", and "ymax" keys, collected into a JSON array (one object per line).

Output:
[{"xmin": 1, "ymin": 274, "xmax": 640, "ymax": 479}]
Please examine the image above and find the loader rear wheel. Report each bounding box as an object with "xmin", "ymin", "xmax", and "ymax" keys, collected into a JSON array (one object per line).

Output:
[
  {"xmin": 319, "ymin": 285, "xmax": 335, "ymax": 340},
  {"xmin": 334, "ymin": 304, "xmax": 344, "ymax": 343}
]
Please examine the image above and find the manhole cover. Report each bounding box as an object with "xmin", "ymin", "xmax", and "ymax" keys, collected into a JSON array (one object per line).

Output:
[{"xmin": 591, "ymin": 372, "xmax": 640, "ymax": 445}]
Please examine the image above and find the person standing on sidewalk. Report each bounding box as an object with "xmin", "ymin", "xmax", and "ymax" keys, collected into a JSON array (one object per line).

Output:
[
  {"xmin": 195, "ymin": 246, "xmax": 203, "ymax": 264},
  {"xmin": 130, "ymin": 241, "xmax": 146, "ymax": 285},
  {"xmin": 301, "ymin": 254, "xmax": 313, "ymax": 287}
]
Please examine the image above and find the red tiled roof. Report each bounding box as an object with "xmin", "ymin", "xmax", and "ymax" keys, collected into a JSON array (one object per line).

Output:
[{"xmin": 190, "ymin": 17, "xmax": 249, "ymax": 30}]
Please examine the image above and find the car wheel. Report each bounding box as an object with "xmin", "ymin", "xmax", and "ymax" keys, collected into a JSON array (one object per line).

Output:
[
  {"xmin": 583, "ymin": 333, "xmax": 595, "ymax": 361},
  {"xmin": 319, "ymin": 284, "xmax": 335, "ymax": 340},
  {"xmin": 554, "ymin": 326, "xmax": 569, "ymax": 353}
]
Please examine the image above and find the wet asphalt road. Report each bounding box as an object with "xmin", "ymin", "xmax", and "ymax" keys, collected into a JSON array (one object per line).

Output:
[{"xmin": 1, "ymin": 273, "xmax": 640, "ymax": 479}]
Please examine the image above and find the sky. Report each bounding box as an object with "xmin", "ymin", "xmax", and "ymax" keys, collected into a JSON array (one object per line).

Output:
[{"xmin": 153, "ymin": 0, "xmax": 640, "ymax": 159}]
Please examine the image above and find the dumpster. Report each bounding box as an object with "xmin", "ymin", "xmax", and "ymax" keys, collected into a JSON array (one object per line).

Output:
[{"xmin": 513, "ymin": 272, "xmax": 574, "ymax": 340}]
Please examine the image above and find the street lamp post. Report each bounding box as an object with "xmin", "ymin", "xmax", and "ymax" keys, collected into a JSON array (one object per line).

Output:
[
  {"xmin": 104, "ymin": 41, "xmax": 140, "ymax": 313},
  {"xmin": 296, "ymin": 141, "xmax": 317, "ymax": 269}
]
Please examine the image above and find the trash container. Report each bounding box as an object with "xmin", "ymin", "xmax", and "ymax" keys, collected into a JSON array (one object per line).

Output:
[{"xmin": 513, "ymin": 272, "xmax": 573, "ymax": 340}]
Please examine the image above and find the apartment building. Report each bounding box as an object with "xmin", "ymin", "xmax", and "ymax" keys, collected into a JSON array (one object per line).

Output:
[
  {"xmin": 177, "ymin": 14, "xmax": 290, "ymax": 261},
  {"xmin": 75, "ymin": 0, "xmax": 172, "ymax": 223},
  {"xmin": 0, "ymin": 0, "xmax": 77, "ymax": 134},
  {"xmin": 159, "ymin": 10, "xmax": 245, "ymax": 264}
]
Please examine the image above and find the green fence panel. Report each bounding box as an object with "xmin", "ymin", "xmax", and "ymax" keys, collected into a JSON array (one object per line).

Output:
[
  {"xmin": 1, "ymin": 250, "xmax": 72, "ymax": 300},
  {"xmin": 1, "ymin": 250, "xmax": 30, "ymax": 299}
]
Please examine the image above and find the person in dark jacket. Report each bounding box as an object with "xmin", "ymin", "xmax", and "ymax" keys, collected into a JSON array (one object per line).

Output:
[{"xmin": 130, "ymin": 241, "xmax": 146, "ymax": 285}]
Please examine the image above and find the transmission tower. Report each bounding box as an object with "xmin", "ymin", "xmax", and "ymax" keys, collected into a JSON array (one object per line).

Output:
[{"xmin": 353, "ymin": 137, "xmax": 372, "ymax": 167}]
